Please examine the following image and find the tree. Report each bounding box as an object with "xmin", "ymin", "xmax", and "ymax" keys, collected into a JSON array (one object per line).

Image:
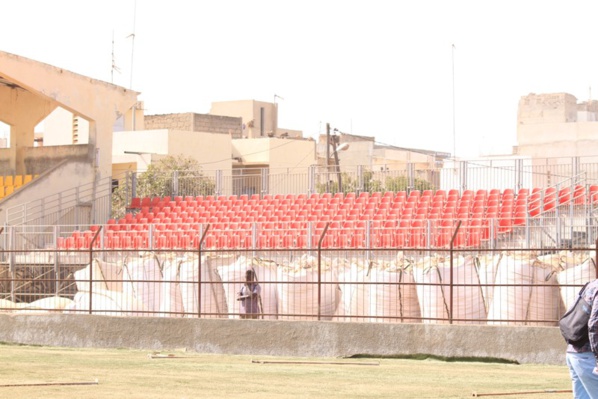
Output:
[
  {"xmin": 385, "ymin": 175, "xmax": 434, "ymax": 192},
  {"xmin": 111, "ymin": 155, "xmax": 215, "ymax": 218}
]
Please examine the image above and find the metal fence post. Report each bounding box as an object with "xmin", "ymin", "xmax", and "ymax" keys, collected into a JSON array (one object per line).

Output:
[
  {"xmin": 316, "ymin": 223, "xmax": 330, "ymax": 321},
  {"xmin": 75, "ymin": 186, "xmax": 80, "ymax": 227},
  {"xmin": 215, "ymin": 170, "xmax": 223, "ymax": 197},
  {"xmin": 173, "ymin": 170, "xmax": 179, "ymax": 197},
  {"xmin": 88, "ymin": 227, "xmax": 102, "ymax": 315},
  {"xmin": 357, "ymin": 165, "xmax": 364, "ymax": 194},
  {"xmin": 131, "ymin": 172, "xmax": 137, "ymax": 199},
  {"xmin": 459, "ymin": 161, "xmax": 468, "ymax": 192},
  {"xmin": 408, "ymin": 163, "xmax": 415, "ymax": 192},
  {"xmin": 448, "ymin": 220, "xmax": 462, "ymax": 325},
  {"xmin": 515, "ymin": 158, "xmax": 523, "ymax": 192},
  {"xmin": 261, "ymin": 168, "xmax": 269, "ymax": 197},
  {"xmin": 53, "ymin": 226, "xmax": 59, "ymax": 294},
  {"xmin": 197, "ymin": 225, "xmax": 210, "ymax": 318},
  {"xmin": 9, "ymin": 227, "xmax": 15, "ymax": 302},
  {"xmin": 308, "ymin": 165, "xmax": 316, "ymax": 196}
]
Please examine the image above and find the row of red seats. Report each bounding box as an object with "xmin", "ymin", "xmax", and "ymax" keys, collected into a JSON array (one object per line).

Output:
[
  {"xmin": 124, "ymin": 186, "xmax": 595, "ymax": 228},
  {"xmin": 58, "ymin": 216, "xmax": 503, "ymax": 250},
  {"xmin": 58, "ymin": 186, "xmax": 597, "ymax": 251}
]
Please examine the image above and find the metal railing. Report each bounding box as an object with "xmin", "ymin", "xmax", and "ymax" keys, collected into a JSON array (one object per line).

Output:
[
  {"xmin": 6, "ymin": 176, "xmax": 113, "ymax": 226},
  {"xmin": 0, "ymin": 224, "xmax": 596, "ymax": 324},
  {"xmin": 7, "ymin": 155, "xmax": 598, "ymax": 227}
]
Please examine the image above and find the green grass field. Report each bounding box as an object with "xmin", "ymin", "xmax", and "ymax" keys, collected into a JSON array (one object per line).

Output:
[{"xmin": 0, "ymin": 343, "xmax": 572, "ymax": 399}]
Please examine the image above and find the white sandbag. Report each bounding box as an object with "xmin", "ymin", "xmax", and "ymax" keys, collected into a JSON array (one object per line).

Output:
[
  {"xmin": 335, "ymin": 263, "xmax": 370, "ymax": 322},
  {"xmin": 159, "ymin": 258, "xmax": 184, "ymax": 317},
  {"xmin": 20, "ymin": 296, "xmax": 74, "ymax": 313},
  {"xmin": 369, "ymin": 255, "xmax": 421, "ymax": 323},
  {"xmin": 454, "ymin": 255, "xmax": 487, "ymax": 324},
  {"xmin": 74, "ymin": 261, "xmax": 109, "ymax": 293},
  {"xmin": 216, "ymin": 256, "xmax": 278, "ymax": 319},
  {"xmin": 123, "ymin": 254, "xmax": 163, "ymax": 314},
  {"xmin": 63, "ymin": 290, "xmax": 147, "ymax": 317},
  {"xmin": 414, "ymin": 255, "xmax": 486, "ymax": 325},
  {"xmin": 477, "ymin": 253, "xmax": 503, "ymax": 313},
  {"xmin": 95, "ymin": 259, "xmax": 124, "ymax": 292},
  {"xmin": 556, "ymin": 254, "xmax": 596, "ymax": 309},
  {"xmin": 179, "ymin": 255, "xmax": 227, "ymax": 318},
  {"xmin": 0, "ymin": 298, "xmax": 18, "ymax": 312},
  {"xmin": 487, "ymin": 253, "xmax": 561, "ymax": 326},
  {"xmin": 277, "ymin": 256, "xmax": 340, "ymax": 321},
  {"xmin": 413, "ymin": 256, "xmax": 449, "ymax": 324}
]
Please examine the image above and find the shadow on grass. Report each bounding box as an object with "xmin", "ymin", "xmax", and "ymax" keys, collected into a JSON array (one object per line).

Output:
[{"xmin": 347, "ymin": 353, "xmax": 519, "ymax": 364}]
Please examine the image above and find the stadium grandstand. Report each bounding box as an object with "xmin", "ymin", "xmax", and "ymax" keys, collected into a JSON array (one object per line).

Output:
[{"xmin": 0, "ymin": 50, "xmax": 596, "ymax": 329}]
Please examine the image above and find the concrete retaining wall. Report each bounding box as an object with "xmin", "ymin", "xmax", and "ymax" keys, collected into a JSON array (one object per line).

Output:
[{"xmin": 0, "ymin": 314, "xmax": 567, "ymax": 365}]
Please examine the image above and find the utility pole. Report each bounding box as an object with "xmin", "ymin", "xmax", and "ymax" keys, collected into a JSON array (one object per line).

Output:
[
  {"xmin": 326, "ymin": 123, "xmax": 331, "ymax": 193},
  {"xmin": 325, "ymin": 123, "xmax": 342, "ymax": 193},
  {"xmin": 332, "ymin": 133, "xmax": 342, "ymax": 193}
]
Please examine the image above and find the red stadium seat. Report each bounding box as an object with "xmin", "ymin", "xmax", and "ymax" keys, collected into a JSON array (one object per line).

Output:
[{"xmin": 574, "ymin": 185, "xmax": 586, "ymax": 205}]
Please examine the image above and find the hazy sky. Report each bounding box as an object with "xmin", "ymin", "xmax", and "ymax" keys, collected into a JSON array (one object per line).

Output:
[{"xmin": 2, "ymin": 0, "xmax": 598, "ymax": 158}]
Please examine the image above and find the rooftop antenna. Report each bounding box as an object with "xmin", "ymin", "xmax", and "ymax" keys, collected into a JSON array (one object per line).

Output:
[
  {"xmin": 451, "ymin": 43, "xmax": 456, "ymax": 160},
  {"xmin": 126, "ymin": 0, "xmax": 137, "ymax": 90},
  {"xmin": 111, "ymin": 30, "xmax": 121, "ymax": 84},
  {"xmin": 127, "ymin": 0, "xmax": 137, "ymax": 130}
]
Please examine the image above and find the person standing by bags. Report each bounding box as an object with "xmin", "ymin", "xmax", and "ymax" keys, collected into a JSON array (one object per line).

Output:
[
  {"xmin": 564, "ymin": 279, "xmax": 598, "ymax": 398},
  {"xmin": 237, "ymin": 269, "xmax": 262, "ymax": 319}
]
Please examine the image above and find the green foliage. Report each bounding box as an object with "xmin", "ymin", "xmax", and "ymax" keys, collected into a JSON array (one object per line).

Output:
[
  {"xmin": 111, "ymin": 155, "xmax": 215, "ymax": 218},
  {"xmin": 385, "ymin": 175, "xmax": 435, "ymax": 192},
  {"xmin": 316, "ymin": 169, "xmax": 434, "ymax": 195}
]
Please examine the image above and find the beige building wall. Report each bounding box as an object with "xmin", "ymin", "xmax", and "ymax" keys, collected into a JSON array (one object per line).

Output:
[
  {"xmin": 372, "ymin": 147, "xmax": 433, "ymax": 171},
  {"xmin": 516, "ymin": 92, "xmax": 598, "ymax": 158},
  {"xmin": 144, "ymin": 112, "xmax": 241, "ymax": 137},
  {"xmin": 233, "ymin": 138, "xmax": 315, "ymax": 168},
  {"xmin": 113, "ymin": 129, "xmax": 231, "ymax": 173},
  {"xmin": 335, "ymin": 141, "xmax": 373, "ymax": 172},
  {"xmin": 317, "ymin": 133, "xmax": 443, "ymax": 174},
  {"xmin": 42, "ymin": 107, "xmax": 90, "ymax": 146},
  {"xmin": 168, "ymin": 131, "xmax": 231, "ymax": 172},
  {"xmin": 232, "ymin": 138, "xmax": 315, "ymax": 194},
  {"xmin": 211, "ymin": 100, "xmax": 290, "ymax": 139}
]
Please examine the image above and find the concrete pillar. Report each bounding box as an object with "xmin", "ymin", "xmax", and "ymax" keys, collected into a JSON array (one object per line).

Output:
[
  {"xmin": 0, "ymin": 87, "xmax": 56, "ymax": 174},
  {"xmin": 0, "ymin": 51, "xmax": 138, "ymax": 181}
]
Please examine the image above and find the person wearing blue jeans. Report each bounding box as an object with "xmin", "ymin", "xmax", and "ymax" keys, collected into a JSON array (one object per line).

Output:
[{"xmin": 566, "ymin": 279, "xmax": 598, "ymax": 399}]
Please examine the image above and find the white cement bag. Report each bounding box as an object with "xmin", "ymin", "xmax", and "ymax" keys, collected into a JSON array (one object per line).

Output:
[
  {"xmin": 413, "ymin": 256, "xmax": 450, "ymax": 324},
  {"xmin": 556, "ymin": 255, "xmax": 596, "ymax": 309},
  {"xmin": 414, "ymin": 255, "xmax": 486, "ymax": 324},
  {"xmin": 335, "ymin": 262, "xmax": 371, "ymax": 322},
  {"xmin": 63, "ymin": 289, "xmax": 147, "ymax": 316},
  {"xmin": 179, "ymin": 255, "xmax": 227, "ymax": 318},
  {"xmin": 159, "ymin": 258, "xmax": 184, "ymax": 317},
  {"xmin": 123, "ymin": 254, "xmax": 163, "ymax": 315},
  {"xmin": 368, "ymin": 256, "xmax": 421, "ymax": 323},
  {"xmin": 74, "ymin": 261, "xmax": 109, "ymax": 293},
  {"xmin": 487, "ymin": 253, "xmax": 561, "ymax": 326},
  {"xmin": 96, "ymin": 259, "xmax": 124, "ymax": 292},
  {"xmin": 476, "ymin": 253, "xmax": 503, "ymax": 313},
  {"xmin": 20, "ymin": 296, "xmax": 74, "ymax": 313},
  {"xmin": 277, "ymin": 260, "xmax": 339, "ymax": 321},
  {"xmin": 0, "ymin": 298, "xmax": 19, "ymax": 312}
]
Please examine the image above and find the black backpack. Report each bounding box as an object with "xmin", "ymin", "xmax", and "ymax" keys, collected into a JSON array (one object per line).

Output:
[{"xmin": 559, "ymin": 282, "xmax": 592, "ymax": 346}]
